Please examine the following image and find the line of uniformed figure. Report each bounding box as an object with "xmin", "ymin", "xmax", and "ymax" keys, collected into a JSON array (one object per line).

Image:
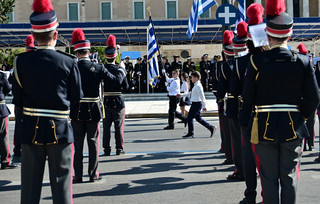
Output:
[
  {"xmin": 123, "ymin": 54, "xmax": 222, "ymax": 93},
  {"xmin": 208, "ymin": 2, "xmax": 320, "ymax": 204}
]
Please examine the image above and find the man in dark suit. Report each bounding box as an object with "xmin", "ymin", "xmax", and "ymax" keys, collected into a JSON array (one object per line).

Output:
[
  {"xmin": 183, "ymin": 56, "xmax": 195, "ymax": 75},
  {"xmin": 242, "ymin": 1, "xmax": 320, "ymax": 202},
  {"xmin": 124, "ymin": 56, "xmax": 134, "ymax": 93},
  {"xmin": 70, "ymin": 28, "xmax": 104, "ymax": 183},
  {"xmin": 103, "ymin": 35, "xmax": 129, "ymax": 156},
  {"xmin": 12, "ymin": 1, "xmax": 83, "ymax": 203},
  {"xmin": 0, "ymin": 68, "xmax": 17, "ymax": 170},
  {"xmin": 199, "ymin": 54, "xmax": 212, "ymax": 91},
  {"xmin": 170, "ymin": 55, "xmax": 182, "ymax": 74}
]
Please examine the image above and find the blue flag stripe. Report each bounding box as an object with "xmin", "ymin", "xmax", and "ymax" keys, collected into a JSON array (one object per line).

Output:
[
  {"xmin": 147, "ymin": 16, "xmax": 160, "ymax": 87},
  {"xmin": 187, "ymin": 0, "xmax": 217, "ymax": 39}
]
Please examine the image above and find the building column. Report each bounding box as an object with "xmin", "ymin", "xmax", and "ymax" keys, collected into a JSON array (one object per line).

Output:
[
  {"xmin": 287, "ymin": 0, "xmax": 294, "ymax": 17},
  {"xmin": 302, "ymin": 0, "xmax": 309, "ymax": 17},
  {"xmin": 255, "ymin": 0, "xmax": 261, "ymax": 4}
]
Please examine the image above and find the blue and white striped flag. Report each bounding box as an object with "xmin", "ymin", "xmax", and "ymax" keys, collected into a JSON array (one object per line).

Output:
[
  {"xmin": 234, "ymin": 0, "xmax": 246, "ymax": 33},
  {"xmin": 147, "ymin": 16, "xmax": 160, "ymax": 87},
  {"xmin": 187, "ymin": 0, "xmax": 218, "ymax": 39}
]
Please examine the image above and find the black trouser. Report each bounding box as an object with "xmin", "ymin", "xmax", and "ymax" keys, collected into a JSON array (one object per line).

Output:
[
  {"xmin": 168, "ymin": 96, "xmax": 186, "ymax": 126},
  {"xmin": 72, "ymin": 120, "xmax": 100, "ymax": 180},
  {"xmin": 222, "ymin": 116, "xmax": 233, "ymax": 162},
  {"xmin": 241, "ymin": 126, "xmax": 257, "ymax": 202},
  {"xmin": 0, "ymin": 117, "xmax": 9, "ymax": 165},
  {"xmin": 218, "ymin": 110, "xmax": 225, "ymax": 151},
  {"xmin": 13, "ymin": 106, "xmax": 22, "ymax": 157},
  {"xmin": 21, "ymin": 143, "xmax": 73, "ymax": 204},
  {"xmin": 187, "ymin": 102, "xmax": 212, "ymax": 134},
  {"xmin": 230, "ymin": 118, "xmax": 244, "ymax": 176},
  {"xmin": 255, "ymin": 140, "xmax": 303, "ymax": 204},
  {"xmin": 103, "ymin": 107, "xmax": 125, "ymax": 151},
  {"xmin": 305, "ymin": 111, "xmax": 316, "ymax": 149}
]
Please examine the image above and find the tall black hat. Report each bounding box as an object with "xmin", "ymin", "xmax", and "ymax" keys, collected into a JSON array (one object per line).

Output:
[
  {"xmin": 223, "ymin": 30, "xmax": 235, "ymax": 56},
  {"xmin": 266, "ymin": 0, "xmax": 293, "ymax": 38},
  {"xmin": 30, "ymin": 0, "xmax": 58, "ymax": 33},
  {"xmin": 232, "ymin": 21, "xmax": 248, "ymax": 49},
  {"xmin": 71, "ymin": 28, "xmax": 91, "ymax": 51}
]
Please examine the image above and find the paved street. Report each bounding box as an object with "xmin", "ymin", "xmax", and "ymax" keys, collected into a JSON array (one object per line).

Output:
[{"xmin": 0, "ymin": 117, "xmax": 319, "ymax": 204}]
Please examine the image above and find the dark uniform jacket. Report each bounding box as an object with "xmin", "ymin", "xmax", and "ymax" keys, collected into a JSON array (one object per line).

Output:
[
  {"xmin": 70, "ymin": 58, "xmax": 104, "ymax": 122},
  {"xmin": 217, "ymin": 59, "xmax": 238, "ymax": 119},
  {"xmin": 104, "ymin": 63, "xmax": 127, "ymax": 110},
  {"xmin": 212, "ymin": 61, "xmax": 224, "ymax": 111},
  {"xmin": 125, "ymin": 61, "xmax": 134, "ymax": 82},
  {"xmin": 0, "ymin": 72, "xmax": 11, "ymax": 118},
  {"xmin": 242, "ymin": 46, "xmax": 320, "ymax": 142},
  {"xmin": 315, "ymin": 61, "xmax": 320, "ymax": 110},
  {"xmin": 170, "ymin": 61, "xmax": 182, "ymax": 73},
  {"xmin": 230, "ymin": 54, "xmax": 251, "ymax": 126},
  {"xmin": 200, "ymin": 60, "xmax": 212, "ymax": 78},
  {"xmin": 12, "ymin": 48, "xmax": 83, "ymax": 145},
  {"xmin": 183, "ymin": 61, "xmax": 195, "ymax": 74}
]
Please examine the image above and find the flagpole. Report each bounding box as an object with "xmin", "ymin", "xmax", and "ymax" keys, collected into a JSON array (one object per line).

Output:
[{"xmin": 147, "ymin": 25, "xmax": 150, "ymax": 94}]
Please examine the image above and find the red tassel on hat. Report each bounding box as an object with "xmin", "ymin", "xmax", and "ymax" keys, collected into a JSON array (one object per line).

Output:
[
  {"xmin": 32, "ymin": 0, "xmax": 54, "ymax": 13},
  {"xmin": 26, "ymin": 35, "xmax": 35, "ymax": 47},
  {"xmin": 247, "ymin": 3, "xmax": 265, "ymax": 25},
  {"xmin": 237, "ymin": 21, "xmax": 248, "ymax": 38},
  {"xmin": 297, "ymin": 43, "xmax": 308, "ymax": 54},
  {"xmin": 266, "ymin": 0, "xmax": 286, "ymax": 16},
  {"xmin": 223, "ymin": 30, "xmax": 234, "ymax": 45},
  {"xmin": 107, "ymin": 35, "xmax": 116, "ymax": 48},
  {"xmin": 71, "ymin": 28, "xmax": 85, "ymax": 45}
]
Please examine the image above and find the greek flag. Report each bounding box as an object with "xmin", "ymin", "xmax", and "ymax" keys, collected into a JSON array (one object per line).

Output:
[
  {"xmin": 187, "ymin": 0, "xmax": 218, "ymax": 39},
  {"xmin": 147, "ymin": 16, "xmax": 160, "ymax": 87},
  {"xmin": 234, "ymin": 0, "xmax": 246, "ymax": 32}
]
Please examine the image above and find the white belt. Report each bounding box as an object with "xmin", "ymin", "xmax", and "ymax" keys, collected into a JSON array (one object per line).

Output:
[
  {"xmin": 255, "ymin": 104, "xmax": 299, "ymax": 112},
  {"xmin": 80, "ymin": 97, "xmax": 100, "ymax": 103},
  {"xmin": 104, "ymin": 92, "xmax": 122, "ymax": 96},
  {"xmin": 23, "ymin": 107, "xmax": 70, "ymax": 118}
]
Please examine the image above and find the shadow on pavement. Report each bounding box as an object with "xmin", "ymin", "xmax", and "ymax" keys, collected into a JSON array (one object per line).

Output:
[{"xmin": 71, "ymin": 178, "xmax": 230, "ymax": 198}]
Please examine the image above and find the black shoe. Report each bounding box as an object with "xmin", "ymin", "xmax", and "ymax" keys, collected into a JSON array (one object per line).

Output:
[
  {"xmin": 227, "ymin": 173, "xmax": 245, "ymax": 182},
  {"xmin": 1, "ymin": 163, "xmax": 19, "ymax": 170},
  {"xmin": 164, "ymin": 125, "xmax": 174, "ymax": 130},
  {"xmin": 209, "ymin": 126, "xmax": 217, "ymax": 137},
  {"xmin": 221, "ymin": 159, "xmax": 234, "ymax": 165},
  {"xmin": 239, "ymin": 197, "xmax": 256, "ymax": 204},
  {"xmin": 104, "ymin": 148, "xmax": 111, "ymax": 156},
  {"xmin": 182, "ymin": 133, "xmax": 194, "ymax": 139},
  {"xmin": 315, "ymin": 157, "xmax": 320, "ymax": 163},
  {"xmin": 89, "ymin": 175, "xmax": 102, "ymax": 182},
  {"xmin": 72, "ymin": 177, "xmax": 83, "ymax": 184},
  {"xmin": 116, "ymin": 149, "xmax": 125, "ymax": 155},
  {"xmin": 218, "ymin": 149, "xmax": 225, "ymax": 153}
]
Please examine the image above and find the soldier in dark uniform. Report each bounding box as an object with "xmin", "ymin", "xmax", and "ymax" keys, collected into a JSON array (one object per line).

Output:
[
  {"xmin": 218, "ymin": 30, "xmax": 245, "ymax": 181},
  {"xmin": 140, "ymin": 55, "xmax": 148, "ymax": 93},
  {"xmin": 315, "ymin": 60, "xmax": 320, "ymax": 163},
  {"xmin": 242, "ymin": 1, "xmax": 320, "ymax": 203},
  {"xmin": 212, "ymin": 52, "xmax": 228, "ymax": 154},
  {"xmin": 134, "ymin": 57, "xmax": 144, "ymax": 93},
  {"xmin": 159, "ymin": 56, "xmax": 171, "ymax": 91},
  {"xmin": 12, "ymin": 1, "xmax": 83, "ymax": 203},
  {"xmin": 124, "ymin": 56, "xmax": 134, "ymax": 93},
  {"xmin": 231, "ymin": 6, "xmax": 266, "ymax": 203},
  {"xmin": 103, "ymin": 35, "xmax": 129, "ymax": 156},
  {"xmin": 170, "ymin": 55, "xmax": 182, "ymax": 74},
  {"xmin": 70, "ymin": 28, "xmax": 103, "ymax": 183},
  {"xmin": 199, "ymin": 54, "xmax": 212, "ymax": 91},
  {"xmin": 0, "ymin": 64, "xmax": 17, "ymax": 170},
  {"xmin": 12, "ymin": 35, "xmax": 37, "ymax": 164},
  {"xmin": 216, "ymin": 32, "xmax": 235, "ymax": 166},
  {"xmin": 297, "ymin": 43, "xmax": 316, "ymax": 152},
  {"xmin": 183, "ymin": 56, "xmax": 195, "ymax": 75}
]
